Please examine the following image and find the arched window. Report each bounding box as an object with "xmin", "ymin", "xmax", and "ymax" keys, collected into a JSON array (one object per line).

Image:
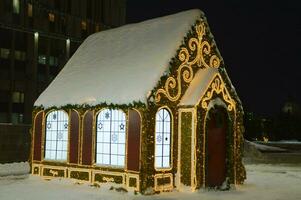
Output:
[
  {"xmin": 96, "ymin": 109, "xmax": 126, "ymax": 167},
  {"xmin": 155, "ymin": 108, "xmax": 171, "ymax": 169},
  {"xmin": 45, "ymin": 110, "xmax": 69, "ymax": 161}
]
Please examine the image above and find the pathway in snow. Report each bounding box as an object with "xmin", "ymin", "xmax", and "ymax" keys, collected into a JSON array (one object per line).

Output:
[{"xmin": 1, "ymin": 164, "xmax": 301, "ymax": 200}]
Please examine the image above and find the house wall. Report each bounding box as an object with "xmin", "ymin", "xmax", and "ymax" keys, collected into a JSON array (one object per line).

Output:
[
  {"xmin": 31, "ymin": 108, "xmax": 141, "ymax": 192},
  {"xmin": 176, "ymin": 108, "xmax": 197, "ymax": 191}
]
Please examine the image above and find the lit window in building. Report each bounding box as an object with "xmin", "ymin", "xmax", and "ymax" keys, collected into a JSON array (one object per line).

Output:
[
  {"xmin": 81, "ymin": 21, "xmax": 87, "ymax": 30},
  {"xmin": 49, "ymin": 56, "xmax": 54, "ymax": 66},
  {"xmin": 28, "ymin": 3, "xmax": 33, "ymax": 17},
  {"xmin": 48, "ymin": 13, "xmax": 55, "ymax": 22},
  {"xmin": 96, "ymin": 109, "xmax": 126, "ymax": 167},
  {"xmin": 45, "ymin": 110, "xmax": 69, "ymax": 161},
  {"xmin": 38, "ymin": 55, "xmax": 47, "ymax": 65},
  {"xmin": 12, "ymin": 113, "xmax": 23, "ymax": 124},
  {"xmin": 13, "ymin": 0, "xmax": 20, "ymax": 14},
  {"xmin": 49, "ymin": 56, "xmax": 58, "ymax": 66},
  {"xmin": 12, "ymin": 91, "xmax": 24, "ymax": 103},
  {"xmin": 0, "ymin": 48, "xmax": 10, "ymax": 59},
  {"xmin": 155, "ymin": 108, "xmax": 172, "ymax": 169},
  {"xmin": 14, "ymin": 50, "xmax": 26, "ymax": 61}
]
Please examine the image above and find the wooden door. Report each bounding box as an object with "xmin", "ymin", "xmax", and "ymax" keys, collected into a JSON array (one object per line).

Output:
[{"xmin": 207, "ymin": 108, "xmax": 227, "ymax": 187}]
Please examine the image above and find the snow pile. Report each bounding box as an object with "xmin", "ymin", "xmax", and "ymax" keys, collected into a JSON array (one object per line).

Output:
[
  {"xmin": 35, "ymin": 9, "xmax": 203, "ymax": 108},
  {"xmin": 1, "ymin": 164, "xmax": 301, "ymax": 200},
  {"xmin": 250, "ymin": 141, "xmax": 287, "ymax": 152},
  {"xmin": 244, "ymin": 140, "xmax": 264, "ymax": 159},
  {"xmin": 0, "ymin": 162, "xmax": 30, "ymax": 176}
]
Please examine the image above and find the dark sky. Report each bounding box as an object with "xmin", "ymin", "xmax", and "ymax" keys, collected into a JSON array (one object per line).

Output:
[{"xmin": 126, "ymin": 0, "xmax": 301, "ymax": 117}]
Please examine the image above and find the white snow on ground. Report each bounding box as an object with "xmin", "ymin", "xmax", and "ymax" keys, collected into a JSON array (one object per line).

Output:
[
  {"xmin": 246, "ymin": 140, "xmax": 287, "ymax": 152},
  {"xmin": 35, "ymin": 9, "xmax": 202, "ymax": 108},
  {"xmin": 268, "ymin": 140, "xmax": 301, "ymax": 144},
  {"xmin": 1, "ymin": 164, "xmax": 301, "ymax": 200},
  {"xmin": 0, "ymin": 162, "xmax": 30, "ymax": 176}
]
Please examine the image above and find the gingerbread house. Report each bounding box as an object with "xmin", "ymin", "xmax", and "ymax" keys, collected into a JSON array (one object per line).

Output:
[{"xmin": 31, "ymin": 9, "xmax": 246, "ymax": 193}]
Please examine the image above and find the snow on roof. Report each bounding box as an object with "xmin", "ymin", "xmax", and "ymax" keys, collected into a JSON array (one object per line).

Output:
[
  {"xmin": 34, "ymin": 9, "xmax": 203, "ymax": 108},
  {"xmin": 179, "ymin": 68, "xmax": 219, "ymax": 106}
]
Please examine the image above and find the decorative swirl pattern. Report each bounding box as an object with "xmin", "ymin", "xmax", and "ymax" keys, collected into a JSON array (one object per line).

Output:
[
  {"xmin": 201, "ymin": 74, "xmax": 235, "ymax": 112},
  {"xmin": 155, "ymin": 22, "xmax": 221, "ymax": 103}
]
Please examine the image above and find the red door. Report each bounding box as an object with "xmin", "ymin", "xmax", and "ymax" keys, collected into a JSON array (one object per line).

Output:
[{"xmin": 207, "ymin": 109, "xmax": 227, "ymax": 187}]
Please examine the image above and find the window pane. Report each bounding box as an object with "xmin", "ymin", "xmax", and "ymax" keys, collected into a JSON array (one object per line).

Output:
[
  {"xmin": 163, "ymin": 144, "xmax": 170, "ymax": 156},
  {"xmin": 103, "ymin": 154, "xmax": 110, "ymax": 165},
  {"xmin": 117, "ymin": 155, "xmax": 125, "ymax": 166},
  {"xmin": 155, "ymin": 145, "xmax": 162, "ymax": 157},
  {"xmin": 162, "ymin": 156, "xmax": 170, "ymax": 168},
  {"xmin": 97, "ymin": 143, "xmax": 103, "ymax": 154},
  {"xmin": 155, "ymin": 156, "xmax": 162, "ymax": 168},
  {"xmin": 118, "ymin": 144, "xmax": 125, "ymax": 155},
  {"xmin": 111, "ymin": 144, "xmax": 118, "ymax": 155},
  {"xmin": 103, "ymin": 143, "xmax": 110, "ymax": 154},
  {"xmin": 111, "ymin": 155, "xmax": 118, "ymax": 165},
  {"xmin": 13, "ymin": 0, "xmax": 20, "ymax": 14}
]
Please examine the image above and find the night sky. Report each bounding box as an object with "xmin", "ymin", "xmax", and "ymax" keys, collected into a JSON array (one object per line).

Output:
[{"xmin": 126, "ymin": 0, "xmax": 301, "ymax": 117}]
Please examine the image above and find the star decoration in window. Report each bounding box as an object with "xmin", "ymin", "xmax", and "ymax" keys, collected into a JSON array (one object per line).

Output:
[
  {"xmin": 119, "ymin": 123, "xmax": 125, "ymax": 130},
  {"xmin": 47, "ymin": 122, "xmax": 51, "ymax": 129},
  {"xmin": 157, "ymin": 135, "xmax": 162, "ymax": 143},
  {"xmin": 64, "ymin": 123, "xmax": 68, "ymax": 129},
  {"xmin": 57, "ymin": 132, "xmax": 63, "ymax": 140},
  {"xmin": 111, "ymin": 134, "xmax": 118, "ymax": 143},
  {"xmin": 53, "ymin": 113, "xmax": 56, "ymax": 120},
  {"xmin": 105, "ymin": 112, "xmax": 110, "ymax": 119},
  {"xmin": 97, "ymin": 122, "xmax": 103, "ymax": 130}
]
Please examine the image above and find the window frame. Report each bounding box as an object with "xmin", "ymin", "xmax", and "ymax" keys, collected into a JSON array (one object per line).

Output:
[
  {"xmin": 95, "ymin": 108, "xmax": 127, "ymax": 168},
  {"xmin": 154, "ymin": 106, "xmax": 173, "ymax": 171},
  {"xmin": 44, "ymin": 109, "xmax": 69, "ymax": 162}
]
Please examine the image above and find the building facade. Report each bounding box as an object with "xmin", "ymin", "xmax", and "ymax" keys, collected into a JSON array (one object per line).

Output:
[{"xmin": 0, "ymin": 0, "xmax": 126, "ymax": 125}]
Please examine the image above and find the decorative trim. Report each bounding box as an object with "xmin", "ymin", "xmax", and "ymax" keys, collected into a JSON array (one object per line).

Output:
[
  {"xmin": 154, "ymin": 173, "xmax": 173, "ymax": 192},
  {"xmin": 93, "ymin": 170, "xmax": 126, "ymax": 185},
  {"xmin": 191, "ymin": 108, "xmax": 197, "ymax": 191},
  {"xmin": 155, "ymin": 22, "xmax": 221, "ymax": 103},
  {"xmin": 32, "ymin": 163, "xmax": 141, "ymax": 190},
  {"xmin": 201, "ymin": 74, "xmax": 235, "ymax": 112},
  {"xmin": 42, "ymin": 165, "xmax": 68, "ymax": 178},
  {"xmin": 126, "ymin": 173, "xmax": 140, "ymax": 191},
  {"xmin": 68, "ymin": 168, "xmax": 91, "ymax": 182},
  {"xmin": 177, "ymin": 108, "xmax": 196, "ymax": 191},
  {"xmin": 32, "ymin": 163, "xmax": 42, "ymax": 176}
]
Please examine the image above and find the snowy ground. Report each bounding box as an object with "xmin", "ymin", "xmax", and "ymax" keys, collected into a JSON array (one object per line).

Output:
[{"xmin": 1, "ymin": 163, "xmax": 301, "ymax": 200}]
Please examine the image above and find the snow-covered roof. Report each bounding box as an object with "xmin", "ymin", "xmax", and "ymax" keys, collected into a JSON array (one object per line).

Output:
[
  {"xmin": 34, "ymin": 9, "xmax": 203, "ymax": 108},
  {"xmin": 179, "ymin": 68, "xmax": 219, "ymax": 106}
]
